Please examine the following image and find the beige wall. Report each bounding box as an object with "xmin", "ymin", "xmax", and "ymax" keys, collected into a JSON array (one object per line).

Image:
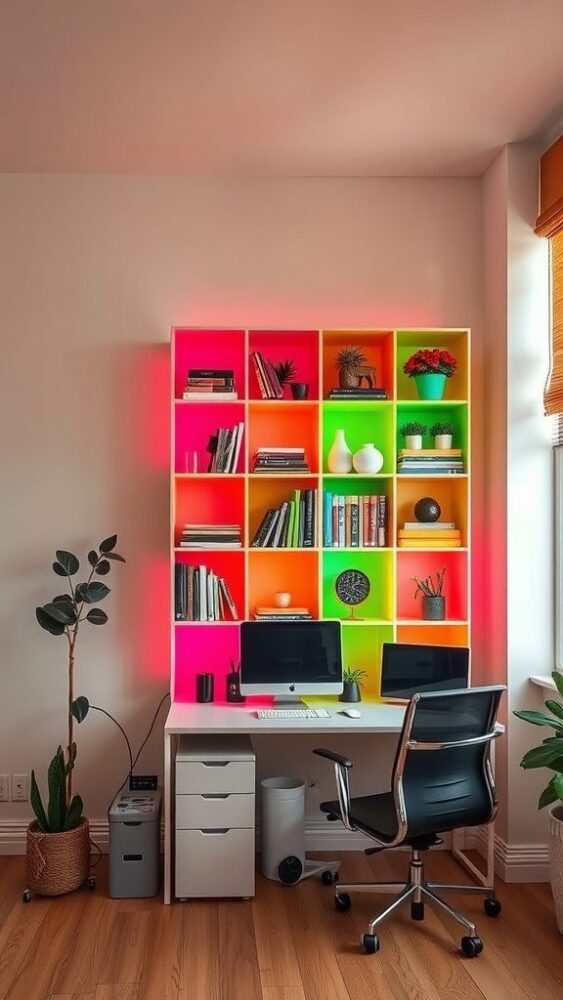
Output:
[{"xmin": 0, "ymin": 175, "xmax": 484, "ymax": 839}]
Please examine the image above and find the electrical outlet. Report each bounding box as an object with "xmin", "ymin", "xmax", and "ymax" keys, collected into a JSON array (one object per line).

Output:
[
  {"xmin": 12, "ymin": 774, "xmax": 29, "ymax": 802},
  {"xmin": 0, "ymin": 775, "xmax": 10, "ymax": 802}
]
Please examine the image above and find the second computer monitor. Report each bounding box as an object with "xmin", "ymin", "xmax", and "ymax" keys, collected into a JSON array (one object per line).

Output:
[
  {"xmin": 240, "ymin": 620, "xmax": 343, "ymax": 699},
  {"xmin": 380, "ymin": 642, "xmax": 469, "ymax": 701}
]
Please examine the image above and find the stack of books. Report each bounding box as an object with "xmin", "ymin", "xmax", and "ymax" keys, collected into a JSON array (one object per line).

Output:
[
  {"xmin": 253, "ymin": 606, "xmax": 312, "ymax": 621},
  {"xmin": 207, "ymin": 422, "xmax": 245, "ymax": 473},
  {"xmin": 328, "ymin": 387, "xmax": 387, "ymax": 400},
  {"xmin": 397, "ymin": 449, "xmax": 464, "ymax": 475},
  {"xmin": 175, "ymin": 564, "xmax": 239, "ymax": 621},
  {"xmin": 251, "ymin": 489, "xmax": 317, "ymax": 548},
  {"xmin": 398, "ymin": 522, "xmax": 462, "ymax": 548},
  {"xmin": 323, "ymin": 494, "xmax": 388, "ymax": 548},
  {"xmin": 251, "ymin": 353, "xmax": 284, "ymax": 399},
  {"xmin": 252, "ymin": 447, "xmax": 310, "ymax": 474},
  {"xmin": 183, "ymin": 369, "xmax": 238, "ymax": 401},
  {"xmin": 179, "ymin": 524, "xmax": 242, "ymax": 549}
]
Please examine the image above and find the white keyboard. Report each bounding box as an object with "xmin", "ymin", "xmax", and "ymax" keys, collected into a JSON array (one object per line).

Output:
[{"xmin": 256, "ymin": 708, "xmax": 330, "ymax": 720}]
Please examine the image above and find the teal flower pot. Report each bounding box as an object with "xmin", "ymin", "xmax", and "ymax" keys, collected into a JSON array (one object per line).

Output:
[{"xmin": 414, "ymin": 373, "xmax": 446, "ymax": 400}]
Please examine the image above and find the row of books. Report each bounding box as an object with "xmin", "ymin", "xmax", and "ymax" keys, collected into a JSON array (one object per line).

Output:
[
  {"xmin": 328, "ymin": 387, "xmax": 388, "ymax": 400},
  {"xmin": 183, "ymin": 368, "xmax": 238, "ymax": 401},
  {"xmin": 252, "ymin": 489, "xmax": 318, "ymax": 547},
  {"xmin": 398, "ymin": 521, "xmax": 462, "ymax": 548},
  {"xmin": 207, "ymin": 422, "xmax": 245, "ymax": 472},
  {"xmin": 397, "ymin": 448, "xmax": 464, "ymax": 476},
  {"xmin": 178, "ymin": 524, "xmax": 242, "ymax": 549},
  {"xmin": 174, "ymin": 564, "xmax": 239, "ymax": 621},
  {"xmin": 253, "ymin": 606, "xmax": 312, "ymax": 621},
  {"xmin": 251, "ymin": 353, "xmax": 284, "ymax": 399},
  {"xmin": 251, "ymin": 446, "xmax": 310, "ymax": 474},
  {"xmin": 323, "ymin": 493, "xmax": 388, "ymax": 548}
]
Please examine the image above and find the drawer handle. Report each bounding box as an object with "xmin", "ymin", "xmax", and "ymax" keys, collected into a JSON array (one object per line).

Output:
[
  {"xmin": 200, "ymin": 828, "xmax": 229, "ymax": 835},
  {"xmin": 123, "ymin": 853, "xmax": 143, "ymax": 862},
  {"xmin": 202, "ymin": 794, "xmax": 229, "ymax": 800},
  {"xmin": 201, "ymin": 762, "xmax": 230, "ymax": 768}
]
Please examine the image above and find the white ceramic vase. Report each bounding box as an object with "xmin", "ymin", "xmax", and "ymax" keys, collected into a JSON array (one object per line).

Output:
[
  {"xmin": 405, "ymin": 434, "xmax": 423, "ymax": 450},
  {"xmin": 435, "ymin": 434, "xmax": 453, "ymax": 449},
  {"xmin": 328, "ymin": 429, "xmax": 352, "ymax": 473},
  {"xmin": 352, "ymin": 443, "xmax": 384, "ymax": 474}
]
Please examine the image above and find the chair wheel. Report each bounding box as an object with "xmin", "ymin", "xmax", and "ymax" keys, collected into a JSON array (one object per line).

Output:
[
  {"xmin": 411, "ymin": 900, "xmax": 424, "ymax": 921},
  {"xmin": 335, "ymin": 893, "xmax": 351, "ymax": 912},
  {"xmin": 461, "ymin": 935, "xmax": 483, "ymax": 958},
  {"xmin": 484, "ymin": 897, "xmax": 501, "ymax": 917},
  {"xmin": 22, "ymin": 890, "xmax": 32, "ymax": 903},
  {"xmin": 363, "ymin": 933, "xmax": 379, "ymax": 954},
  {"xmin": 321, "ymin": 870, "xmax": 336, "ymax": 886},
  {"xmin": 87, "ymin": 876, "xmax": 96, "ymax": 890}
]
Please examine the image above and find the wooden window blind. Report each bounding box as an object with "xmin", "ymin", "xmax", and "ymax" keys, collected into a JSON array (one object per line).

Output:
[{"xmin": 536, "ymin": 136, "xmax": 563, "ymax": 415}]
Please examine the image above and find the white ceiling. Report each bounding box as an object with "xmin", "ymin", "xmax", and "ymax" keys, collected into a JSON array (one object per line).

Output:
[{"xmin": 1, "ymin": 0, "xmax": 562, "ymax": 176}]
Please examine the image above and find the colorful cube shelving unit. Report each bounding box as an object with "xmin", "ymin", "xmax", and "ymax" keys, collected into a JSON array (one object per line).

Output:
[{"xmin": 171, "ymin": 328, "xmax": 471, "ymax": 703}]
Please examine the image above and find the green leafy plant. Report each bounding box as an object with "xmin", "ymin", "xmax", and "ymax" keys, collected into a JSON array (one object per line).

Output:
[
  {"xmin": 33, "ymin": 535, "xmax": 126, "ymax": 831},
  {"xmin": 514, "ymin": 672, "xmax": 563, "ymax": 808},
  {"xmin": 343, "ymin": 667, "xmax": 368, "ymax": 685},
  {"xmin": 429, "ymin": 422, "xmax": 454, "ymax": 436},
  {"xmin": 273, "ymin": 359, "xmax": 297, "ymax": 386},
  {"xmin": 399, "ymin": 422, "xmax": 427, "ymax": 437},
  {"xmin": 412, "ymin": 567, "xmax": 446, "ymax": 599},
  {"xmin": 335, "ymin": 346, "xmax": 367, "ymax": 372}
]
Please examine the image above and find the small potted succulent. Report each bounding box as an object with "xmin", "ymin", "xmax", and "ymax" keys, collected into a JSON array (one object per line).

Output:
[
  {"xmin": 339, "ymin": 667, "xmax": 368, "ymax": 703},
  {"xmin": 273, "ymin": 359, "xmax": 308, "ymax": 400},
  {"xmin": 399, "ymin": 422, "xmax": 427, "ymax": 450},
  {"xmin": 514, "ymin": 673, "xmax": 563, "ymax": 934},
  {"xmin": 335, "ymin": 345, "xmax": 368, "ymax": 389},
  {"xmin": 430, "ymin": 421, "xmax": 454, "ymax": 449},
  {"xmin": 412, "ymin": 567, "xmax": 446, "ymax": 620},
  {"xmin": 403, "ymin": 349, "xmax": 457, "ymax": 400}
]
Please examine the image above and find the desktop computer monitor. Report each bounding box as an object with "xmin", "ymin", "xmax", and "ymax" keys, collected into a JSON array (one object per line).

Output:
[
  {"xmin": 240, "ymin": 620, "xmax": 343, "ymax": 702},
  {"xmin": 380, "ymin": 642, "xmax": 469, "ymax": 701}
]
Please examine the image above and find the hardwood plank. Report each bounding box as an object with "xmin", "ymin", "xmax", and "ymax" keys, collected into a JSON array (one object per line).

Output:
[
  {"xmin": 136, "ymin": 904, "xmax": 184, "ymax": 1000},
  {"xmin": 284, "ymin": 876, "xmax": 350, "ymax": 1000},
  {"xmin": 0, "ymin": 894, "xmax": 52, "ymax": 1000},
  {"xmin": 4, "ymin": 891, "xmax": 88, "ymax": 1000},
  {"xmin": 179, "ymin": 901, "xmax": 220, "ymax": 1000},
  {"xmin": 52, "ymin": 894, "xmax": 118, "ymax": 994},
  {"xmin": 96, "ymin": 987, "xmax": 139, "ymax": 1000},
  {"xmin": 217, "ymin": 900, "xmax": 262, "ymax": 1000},
  {"xmin": 252, "ymin": 876, "xmax": 303, "ymax": 991},
  {"xmin": 262, "ymin": 988, "xmax": 306, "ymax": 1000},
  {"xmin": 49, "ymin": 994, "xmax": 96, "ymax": 999},
  {"xmin": 94, "ymin": 910, "xmax": 150, "ymax": 985}
]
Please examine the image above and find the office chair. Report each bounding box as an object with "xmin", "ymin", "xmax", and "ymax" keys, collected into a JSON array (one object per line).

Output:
[{"xmin": 314, "ymin": 685, "xmax": 505, "ymax": 957}]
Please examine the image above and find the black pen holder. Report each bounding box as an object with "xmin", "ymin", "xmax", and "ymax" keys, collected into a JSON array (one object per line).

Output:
[
  {"xmin": 226, "ymin": 671, "xmax": 246, "ymax": 703},
  {"xmin": 196, "ymin": 672, "xmax": 214, "ymax": 703}
]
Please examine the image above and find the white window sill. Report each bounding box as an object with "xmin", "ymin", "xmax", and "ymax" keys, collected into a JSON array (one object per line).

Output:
[{"xmin": 529, "ymin": 674, "xmax": 557, "ymax": 691}]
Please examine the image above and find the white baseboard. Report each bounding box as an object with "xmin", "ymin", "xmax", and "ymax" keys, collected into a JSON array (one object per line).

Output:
[{"xmin": 0, "ymin": 820, "xmax": 550, "ymax": 882}]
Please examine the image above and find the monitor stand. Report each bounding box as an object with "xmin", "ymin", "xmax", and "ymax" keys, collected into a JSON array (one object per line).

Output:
[{"xmin": 272, "ymin": 695, "xmax": 307, "ymax": 708}]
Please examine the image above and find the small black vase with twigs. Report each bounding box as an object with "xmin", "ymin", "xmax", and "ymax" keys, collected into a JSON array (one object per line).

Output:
[{"xmin": 412, "ymin": 567, "xmax": 446, "ymax": 621}]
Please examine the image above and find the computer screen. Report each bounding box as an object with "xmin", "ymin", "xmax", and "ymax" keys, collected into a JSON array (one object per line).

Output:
[
  {"xmin": 240, "ymin": 620, "xmax": 343, "ymax": 697},
  {"xmin": 380, "ymin": 643, "xmax": 469, "ymax": 700}
]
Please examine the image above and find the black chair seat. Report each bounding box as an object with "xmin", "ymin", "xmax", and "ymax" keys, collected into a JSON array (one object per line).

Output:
[{"xmin": 321, "ymin": 792, "xmax": 442, "ymax": 850}]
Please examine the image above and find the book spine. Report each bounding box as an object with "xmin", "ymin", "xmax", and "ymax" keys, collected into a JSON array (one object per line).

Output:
[
  {"xmin": 378, "ymin": 496, "xmax": 387, "ymax": 547},
  {"xmin": 369, "ymin": 496, "xmax": 377, "ymax": 547},
  {"xmin": 298, "ymin": 500, "xmax": 305, "ymax": 546},
  {"xmin": 252, "ymin": 353, "xmax": 270, "ymax": 399},
  {"xmin": 193, "ymin": 568, "xmax": 199, "ymax": 621},
  {"xmin": 186, "ymin": 565, "xmax": 193, "ymax": 621},
  {"xmin": 362, "ymin": 496, "xmax": 369, "ymax": 547},
  {"xmin": 264, "ymin": 358, "xmax": 284, "ymax": 399},
  {"xmin": 345, "ymin": 496, "xmax": 352, "ymax": 547},
  {"xmin": 281, "ymin": 504, "xmax": 291, "ymax": 547},
  {"xmin": 220, "ymin": 578, "xmax": 239, "ymax": 620},
  {"xmin": 273, "ymin": 503, "xmax": 288, "ymax": 547},
  {"xmin": 199, "ymin": 565, "xmax": 207, "ymax": 622},
  {"xmin": 286, "ymin": 501, "xmax": 295, "ymax": 548},
  {"xmin": 188, "ymin": 369, "xmax": 234, "ymax": 378},
  {"xmin": 264, "ymin": 509, "xmax": 280, "ymax": 547},
  {"xmin": 230, "ymin": 422, "xmax": 244, "ymax": 473},
  {"xmin": 304, "ymin": 490, "xmax": 313, "ymax": 546},
  {"xmin": 358, "ymin": 496, "xmax": 363, "ymax": 547},
  {"xmin": 207, "ymin": 571, "xmax": 214, "ymax": 621},
  {"xmin": 313, "ymin": 490, "xmax": 318, "ymax": 548},
  {"xmin": 350, "ymin": 497, "xmax": 359, "ymax": 547},
  {"xmin": 332, "ymin": 496, "xmax": 338, "ymax": 548},
  {"xmin": 174, "ymin": 564, "xmax": 183, "ymax": 620},
  {"xmin": 292, "ymin": 490, "xmax": 301, "ymax": 547},
  {"xmin": 324, "ymin": 492, "xmax": 332, "ymax": 547},
  {"xmin": 338, "ymin": 497, "xmax": 345, "ymax": 547}
]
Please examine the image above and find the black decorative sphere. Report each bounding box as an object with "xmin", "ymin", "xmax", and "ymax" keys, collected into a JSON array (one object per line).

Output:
[
  {"xmin": 414, "ymin": 497, "xmax": 441, "ymax": 523},
  {"xmin": 335, "ymin": 569, "xmax": 370, "ymax": 606}
]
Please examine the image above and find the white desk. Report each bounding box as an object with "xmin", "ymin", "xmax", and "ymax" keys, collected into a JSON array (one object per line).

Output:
[{"xmin": 163, "ymin": 700, "xmax": 495, "ymax": 903}]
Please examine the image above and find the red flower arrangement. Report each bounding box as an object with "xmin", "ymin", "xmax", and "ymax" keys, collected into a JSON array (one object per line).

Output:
[{"xmin": 403, "ymin": 349, "xmax": 457, "ymax": 378}]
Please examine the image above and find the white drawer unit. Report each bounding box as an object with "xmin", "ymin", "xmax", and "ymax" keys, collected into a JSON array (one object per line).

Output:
[{"xmin": 175, "ymin": 734, "xmax": 255, "ymax": 899}]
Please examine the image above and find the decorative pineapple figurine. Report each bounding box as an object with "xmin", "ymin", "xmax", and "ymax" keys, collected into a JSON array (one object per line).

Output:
[{"xmin": 335, "ymin": 345, "xmax": 368, "ymax": 389}]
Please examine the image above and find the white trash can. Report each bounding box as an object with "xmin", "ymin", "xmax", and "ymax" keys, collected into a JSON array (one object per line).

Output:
[{"xmin": 261, "ymin": 777, "xmax": 305, "ymax": 882}]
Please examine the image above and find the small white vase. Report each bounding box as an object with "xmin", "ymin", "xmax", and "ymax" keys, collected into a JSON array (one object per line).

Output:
[
  {"xmin": 328, "ymin": 429, "xmax": 352, "ymax": 473},
  {"xmin": 352, "ymin": 443, "xmax": 384, "ymax": 474},
  {"xmin": 405, "ymin": 434, "xmax": 423, "ymax": 450},
  {"xmin": 435, "ymin": 434, "xmax": 453, "ymax": 449}
]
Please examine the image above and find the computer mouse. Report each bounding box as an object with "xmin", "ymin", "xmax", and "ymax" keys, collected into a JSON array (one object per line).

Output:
[{"xmin": 340, "ymin": 709, "xmax": 361, "ymax": 719}]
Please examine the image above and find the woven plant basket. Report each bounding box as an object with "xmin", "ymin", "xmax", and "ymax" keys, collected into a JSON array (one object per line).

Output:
[
  {"xmin": 26, "ymin": 817, "xmax": 90, "ymax": 896},
  {"xmin": 548, "ymin": 804, "xmax": 563, "ymax": 935}
]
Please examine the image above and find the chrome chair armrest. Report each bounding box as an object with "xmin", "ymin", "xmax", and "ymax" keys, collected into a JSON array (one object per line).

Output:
[{"xmin": 314, "ymin": 747, "xmax": 355, "ymax": 832}]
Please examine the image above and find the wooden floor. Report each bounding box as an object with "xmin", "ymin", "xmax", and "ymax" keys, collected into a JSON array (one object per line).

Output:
[{"xmin": 0, "ymin": 851, "xmax": 560, "ymax": 1000}]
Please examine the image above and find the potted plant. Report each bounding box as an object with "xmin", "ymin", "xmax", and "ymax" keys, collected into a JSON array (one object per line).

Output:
[
  {"xmin": 339, "ymin": 667, "xmax": 368, "ymax": 703},
  {"xmin": 399, "ymin": 422, "xmax": 427, "ymax": 450},
  {"xmin": 514, "ymin": 673, "xmax": 563, "ymax": 934},
  {"xmin": 430, "ymin": 421, "xmax": 454, "ymax": 449},
  {"xmin": 335, "ymin": 345, "xmax": 368, "ymax": 389},
  {"xmin": 273, "ymin": 359, "xmax": 309, "ymax": 400},
  {"xmin": 412, "ymin": 567, "xmax": 446, "ymax": 620},
  {"xmin": 403, "ymin": 349, "xmax": 457, "ymax": 400},
  {"xmin": 27, "ymin": 535, "xmax": 125, "ymax": 900}
]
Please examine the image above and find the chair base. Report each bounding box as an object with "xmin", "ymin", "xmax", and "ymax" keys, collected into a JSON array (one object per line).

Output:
[{"xmin": 335, "ymin": 849, "xmax": 498, "ymax": 954}]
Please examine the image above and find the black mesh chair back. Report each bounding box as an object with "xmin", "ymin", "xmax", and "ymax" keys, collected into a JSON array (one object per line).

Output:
[{"xmin": 393, "ymin": 686, "xmax": 504, "ymax": 840}]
